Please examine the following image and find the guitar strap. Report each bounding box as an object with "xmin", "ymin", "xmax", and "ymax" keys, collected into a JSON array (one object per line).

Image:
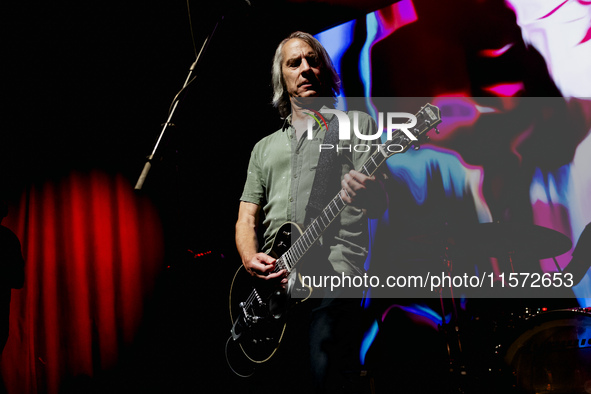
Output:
[{"xmin": 304, "ymin": 114, "xmax": 341, "ymax": 228}]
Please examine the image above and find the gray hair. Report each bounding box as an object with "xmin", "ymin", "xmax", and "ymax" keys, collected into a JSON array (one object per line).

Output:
[{"xmin": 271, "ymin": 31, "xmax": 341, "ymax": 118}]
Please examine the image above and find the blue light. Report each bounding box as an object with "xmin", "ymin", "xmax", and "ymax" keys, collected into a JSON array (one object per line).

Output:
[
  {"xmin": 359, "ymin": 319, "xmax": 379, "ymax": 365},
  {"xmin": 360, "ymin": 12, "xmax": 379, "ymax": 118},
  {"xmin": 315, "ymin": 20, "xmax": 356, "ymax": 100},
  {"xmin": 386, "ymin": 147, "xmax": 470, "ymax": 205}
]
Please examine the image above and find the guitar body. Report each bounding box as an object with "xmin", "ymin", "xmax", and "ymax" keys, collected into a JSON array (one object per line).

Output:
[{"xmin": 229, "ymin": 222, "xmax": 311, "ymax": 364}]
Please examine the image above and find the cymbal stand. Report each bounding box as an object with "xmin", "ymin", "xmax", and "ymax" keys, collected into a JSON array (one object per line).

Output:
[{"xmin": 439, "ymin": 244, "xmax": 468, "ymax": 392}]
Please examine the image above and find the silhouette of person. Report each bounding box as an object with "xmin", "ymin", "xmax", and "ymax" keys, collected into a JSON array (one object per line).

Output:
[{"xmin": 0, "ymin": 199, "xmax": 24, "ymax": 354}]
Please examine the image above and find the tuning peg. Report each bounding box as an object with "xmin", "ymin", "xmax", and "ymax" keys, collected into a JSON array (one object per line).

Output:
[
  {"xmin": 413, "ymin": 143, "xmax": 420, "ymax": 150},
  {"xmin": 425, "ymin": 135, "xmax": 431, "ymax": 141},
  {"xmin": 435, "ymin": 127, "xmax": 440, "ymax": 134}
]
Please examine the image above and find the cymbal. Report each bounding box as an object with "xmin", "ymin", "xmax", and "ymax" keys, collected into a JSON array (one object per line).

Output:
[
  {"xmin": 562, "ymin": 222, "xmax": 591, "ymax": 285},
  {"xmin": 452, "ymin": 222, "xmax": 572, "ymax": 260}
]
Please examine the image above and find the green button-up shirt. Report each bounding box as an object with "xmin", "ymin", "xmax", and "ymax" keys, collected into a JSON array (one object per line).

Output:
[{"xmin": 240, "ymin": 109, "xmax": 378, "ymax": 276}]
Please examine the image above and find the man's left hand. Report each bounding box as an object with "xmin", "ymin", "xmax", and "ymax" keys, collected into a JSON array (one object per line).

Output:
[{"xmin": 340, "ymin": 170, "xmax": 387, "ymax": 217}]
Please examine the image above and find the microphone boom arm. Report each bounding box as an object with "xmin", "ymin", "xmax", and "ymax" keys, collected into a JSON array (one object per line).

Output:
[{"xmin": 134, "ymin": 17, "xmax": 223, "ymax": 190}]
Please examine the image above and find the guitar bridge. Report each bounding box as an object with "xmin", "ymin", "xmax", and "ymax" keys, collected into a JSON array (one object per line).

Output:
[{"xmin": 231, "ymin": 289, "xmax": 268, "ymax": 341}]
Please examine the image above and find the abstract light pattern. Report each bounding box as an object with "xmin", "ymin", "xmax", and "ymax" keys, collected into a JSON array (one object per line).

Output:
[
  {"xmin": 359, "ymin": 0, "xmax": 418, "ymax": 117},
  {"xmin": 317, "ymin": 0, "xmax": 591, "ymax": 363},
  {"xmin": 386, "ymin": 146, "xmax": 492, "ymax": 223},
  {"xmin": 506, "ymin": 0, "xmax": 591, "ymax": 97}
]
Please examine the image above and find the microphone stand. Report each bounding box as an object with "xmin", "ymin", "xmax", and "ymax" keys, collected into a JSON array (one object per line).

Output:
[{"xmin": 134, "ymin": 17, "xmax": 223, "ymax": 190}]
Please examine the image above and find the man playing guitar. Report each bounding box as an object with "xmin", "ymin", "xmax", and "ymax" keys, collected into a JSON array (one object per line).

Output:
[{"xmin": 235, "ymin": 31, "xmax": 387, "ymax": 393}]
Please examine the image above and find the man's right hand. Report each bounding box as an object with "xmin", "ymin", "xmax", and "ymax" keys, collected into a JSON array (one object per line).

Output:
[
  {"xmin": 244, "ymin": 252, "xmax": 286, "ymax": 281},
  {"xmin": 236, "ymin": 201, "xmax": 287, "ymax": 283}
]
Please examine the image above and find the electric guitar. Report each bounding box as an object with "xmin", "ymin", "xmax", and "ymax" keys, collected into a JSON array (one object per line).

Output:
[{"xmin": 227, "ymin": 103, "xmax": 442, "ymax": 369}]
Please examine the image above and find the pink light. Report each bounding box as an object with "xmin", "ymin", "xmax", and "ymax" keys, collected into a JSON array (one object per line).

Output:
[
  {"xmin": 483, "ymin": 82, "xmax": 525, "ymax": 97},
  {"xmin": 479, "ymin": 43, "xmax": 514, "ymax": 57},
  {"xmin": 510, "ymin": 125, "xmax": 534, "ymax": 163},
  {"xmin": 375, "ymin": 0, "xmax": 418, "ymax": 41},
  {"xmin": 580, "ymin": 26, "xmax": 591, "ymax": 45},
  {"xmin": 538, "ymin": 0, "xmax": 569, "ymax": 19},
  {"xmin": 429, "ymin": 96, "xmax": 480, "ymax": 141}
]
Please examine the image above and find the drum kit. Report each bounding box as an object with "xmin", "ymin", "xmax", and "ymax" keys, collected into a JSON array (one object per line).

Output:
[{"xmin": 400, "ymin": 221, "xmax": 591, "ymax": 393}]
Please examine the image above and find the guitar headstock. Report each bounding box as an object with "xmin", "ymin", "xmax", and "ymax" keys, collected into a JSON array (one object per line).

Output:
[{"xmin": 382, "ymin": 103, "xmax": 442, "ymax": 157}]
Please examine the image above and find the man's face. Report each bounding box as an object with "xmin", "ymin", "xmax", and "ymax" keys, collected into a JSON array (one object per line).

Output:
[{"xmin": 281, "ymin": 38, "xmax": 323, "ymax": 99}]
